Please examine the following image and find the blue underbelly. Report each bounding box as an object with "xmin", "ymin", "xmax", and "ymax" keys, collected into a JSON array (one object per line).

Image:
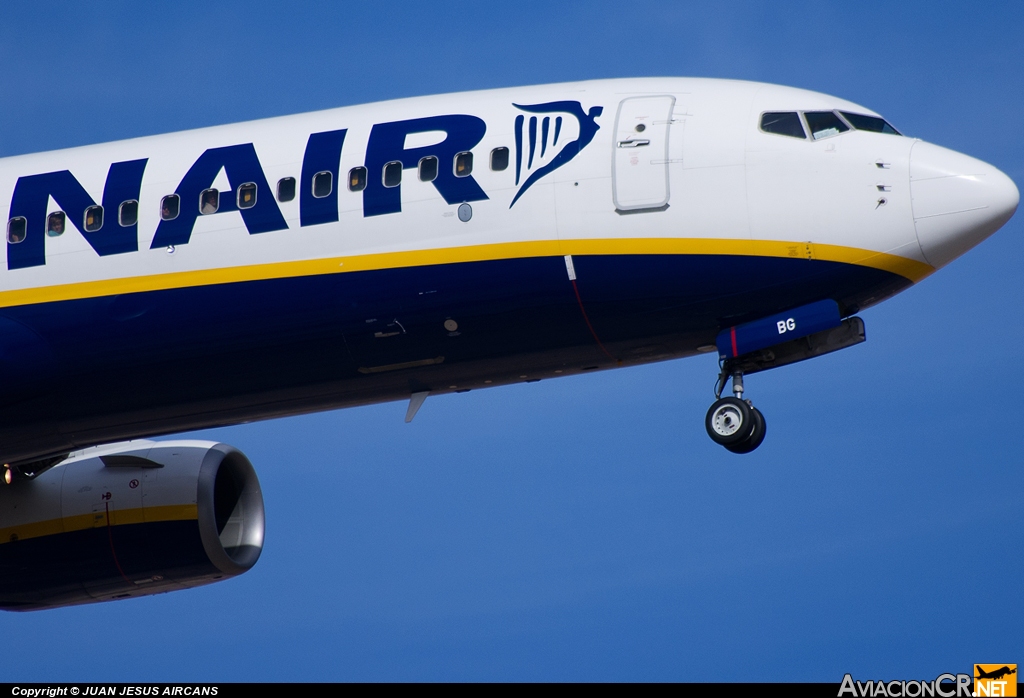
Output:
[{"xmin": 0, "ymin": 253, "xmax": 910, "ymax": 462}]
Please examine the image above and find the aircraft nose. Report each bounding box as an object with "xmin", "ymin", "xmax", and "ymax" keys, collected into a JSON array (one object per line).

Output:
[{"xmin": 910, "ymin": 141, "xmax": 1019, "ymax": 268}]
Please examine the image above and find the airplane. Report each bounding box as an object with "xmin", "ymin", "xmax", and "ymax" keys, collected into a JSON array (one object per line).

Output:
[
  {"xmin": 976, "ymin": 666, "xmax": 1017, "ymax": 681},
  {"xmin": 0, "ymin": 78, "xmax": 1017, "ymax": 610}
]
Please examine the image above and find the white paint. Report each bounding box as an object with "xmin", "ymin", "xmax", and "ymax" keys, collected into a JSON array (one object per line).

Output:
[
  {"xmin": 403, "ymin": 130, "xmax": 447, "ymax": 150},
  {"xmin": 0, "ymin": 77, "xmax": 1015, "ymax": 299},
  {"xmin": 612, "ymin": 95, "xmax": 674, "ymax": 211}
]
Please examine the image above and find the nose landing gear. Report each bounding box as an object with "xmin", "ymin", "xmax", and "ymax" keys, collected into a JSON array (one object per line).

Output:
[{"xmin": 706, "ymin": 371, "xmax": 767, "ymax": 453}]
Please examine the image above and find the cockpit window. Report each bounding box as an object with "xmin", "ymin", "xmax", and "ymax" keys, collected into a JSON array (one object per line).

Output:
[
  {"xmin": 804, "ymin": 111, "xmax": 850, "ymax": 140},
  {"xmin": 839, "ymin": 111, "xmax": 901, "ymax": 135},
  {"xmin": 760, "ymin": 112, "xmax": 806, "ymax": 139}
]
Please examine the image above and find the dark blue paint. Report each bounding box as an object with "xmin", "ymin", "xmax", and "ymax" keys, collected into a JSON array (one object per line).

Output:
[
  {"xmin": 150, "ymin": 143, "xmax": 287, "ymax": 248},
  {"xmin": 715, "ymin": 299, "xmax": 842, "ymax": 358},
  {"xmin": 528, "ymin": 116, "xmax": 537, "ymax": 169},
  {"xmin": 362, "ymin": 115, "xmax": 488, "ymax": 217},
  {"xmin": 510, "ymin": 101, "xmax": 604, "ymax": 208},
  {"xmin": 541, "ymin": 116, "xmax": 550, "ymax": 158},
  {"xmin": 0, "ymin": 253, "xmax": 909, "ymax": 464},
  {"xmin": 0, "ymin": 520, "xmax": 215, "ymax": 610},
  {"xmin": 7, "ymin": 159, "xmax": 148, "ymax": 270},
  {"xmin": 300, "ymin": 129, "xmax": 347, "ymax": 227},
  {"xmin": 514, "ymin": 114, "xmax": 525, "ymax": 185}
]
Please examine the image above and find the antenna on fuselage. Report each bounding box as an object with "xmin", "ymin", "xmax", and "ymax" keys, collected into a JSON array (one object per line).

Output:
[{"xmin": 405, "ymin": 391, "xmax": 430, "ymax": 423}]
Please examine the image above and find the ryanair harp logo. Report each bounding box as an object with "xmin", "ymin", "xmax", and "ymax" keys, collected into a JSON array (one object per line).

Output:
[
  {"xmin": 510, "ymin": 100, "xmax": 603, "ymax": 208},
  {"xmin": 975, "ymin": 665, "xmax": 1017, "ymax": 697}
]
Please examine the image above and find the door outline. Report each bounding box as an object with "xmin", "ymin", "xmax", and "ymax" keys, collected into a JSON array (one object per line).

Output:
[{"xmin": 611, "ymin": 95, "xmax": 676, "ymax": 212}]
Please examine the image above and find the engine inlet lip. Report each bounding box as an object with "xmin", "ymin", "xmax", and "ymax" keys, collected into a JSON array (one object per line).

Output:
[{"xmin": 196, "ymin": 444, "xmax": 265, "ymax": 576}]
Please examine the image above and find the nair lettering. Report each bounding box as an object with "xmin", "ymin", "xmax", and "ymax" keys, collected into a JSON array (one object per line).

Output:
[{"xmin": 4, "ymin": 102, "xmax": 602, "ymax": 270}]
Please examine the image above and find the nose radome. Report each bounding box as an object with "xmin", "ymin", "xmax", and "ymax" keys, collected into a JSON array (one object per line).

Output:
[{"xmin": 910, "ymin": 141, "xmax": 1019, "ymax": 268}]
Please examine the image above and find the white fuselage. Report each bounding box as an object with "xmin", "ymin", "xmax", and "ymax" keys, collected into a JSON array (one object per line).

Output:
[{"xmin": 0, "ymin": 78, "xmax": 1015, "ymax": 464}]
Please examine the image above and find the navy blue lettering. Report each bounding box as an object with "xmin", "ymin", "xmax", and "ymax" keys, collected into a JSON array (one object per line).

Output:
[
  {"xmin": 7, "ymin": 159, "xmax": 147, "ymax": 270},
  {"xmin": 151, "ymin": 144, "xmax": 286, "ymax": 248},
  {"xmin": 362, "ymin": 115, "xmax": 488, "ymax": 217},
  {"xmin": 300, "ymin": 129, "xmax": 347, "ymax": 227}
]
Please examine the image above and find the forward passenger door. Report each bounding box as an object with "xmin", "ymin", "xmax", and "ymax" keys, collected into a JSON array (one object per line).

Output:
[{"xmin": 611, "ymin": 95, "xmax": 675, "ymax": 212}]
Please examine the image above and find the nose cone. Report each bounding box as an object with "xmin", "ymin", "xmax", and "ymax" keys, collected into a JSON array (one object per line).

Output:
[{"xmin": 910, "ymin": 141, "xmax": 1019, "ymax": 268}]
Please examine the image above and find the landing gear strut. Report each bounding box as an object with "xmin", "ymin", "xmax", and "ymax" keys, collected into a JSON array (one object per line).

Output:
[{"xmin": 706, "ymin": 370, "xmax": 766, "ymax": 453}]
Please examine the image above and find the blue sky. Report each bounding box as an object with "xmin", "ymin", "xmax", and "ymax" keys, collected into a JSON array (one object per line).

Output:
[{"xmin": 1, "ymin": 0, "xmax": 1021, "ymax": 682}]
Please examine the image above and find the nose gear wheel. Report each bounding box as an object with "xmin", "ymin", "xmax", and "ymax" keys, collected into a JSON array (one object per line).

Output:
[
  {"xmin": 705, "ymin": 397, "xmax": 754, "ymax": 445},
  {"xmin": 724, "ymin": 407, "xmax": 766, "ymax": 454},
  {"xmin": 705, "ymin": 367, "xmax": 767, "ymax": 453}
]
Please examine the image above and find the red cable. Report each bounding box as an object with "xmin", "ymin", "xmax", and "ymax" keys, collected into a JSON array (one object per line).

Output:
[
  {"xmin": 570, "ymin": 278, "xmax": 617, "ymax": 362},
  {"xmin": 105, "ymin": 502, "xmax": 134, "ymax": 585}
]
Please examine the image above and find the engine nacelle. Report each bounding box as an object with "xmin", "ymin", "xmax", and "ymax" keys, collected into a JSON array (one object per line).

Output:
[{"xmin": 0, "ymin": 440, "xmax": 264, "ymax": 611}]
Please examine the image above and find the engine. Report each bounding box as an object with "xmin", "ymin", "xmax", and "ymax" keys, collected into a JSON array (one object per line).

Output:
[{"xmin": 0, "ymin": 440, "xmax": 264, "ymax": 611}]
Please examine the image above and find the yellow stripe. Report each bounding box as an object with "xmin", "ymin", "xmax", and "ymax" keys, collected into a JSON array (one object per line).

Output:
[
  {"xmin": 560, "ymin": 239, "xmax": 934, "ymax": 282},
  {"xmin": 0, "ymin": 238, "xmax": 933, "ymax": 310},
  {"xmin": 0, "ymin": 504, "xmax": 198, "ymax": 545},
  {"xmin": 0, "ymin": 516, "xmax": 64, "ymax": 543}
]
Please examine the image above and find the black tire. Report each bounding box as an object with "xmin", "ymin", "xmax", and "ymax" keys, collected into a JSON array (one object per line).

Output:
[
  {"xmin": 705, "ymin": 397, "xmax": 755, "ymax": 446},
  {"xmin": 725, "ymin": 407, "xmax": 767, "ymax": 454}
]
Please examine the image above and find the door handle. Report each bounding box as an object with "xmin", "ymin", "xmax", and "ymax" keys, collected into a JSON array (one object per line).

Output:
[{"xmin": 617, "ymin": 139, "xmax": 650, "ymax": 148}]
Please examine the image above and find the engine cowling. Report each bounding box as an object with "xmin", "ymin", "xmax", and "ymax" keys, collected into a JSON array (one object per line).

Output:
[{"xmin": 0, "ymin": 440, "xmax": 264, "ymax": 611}]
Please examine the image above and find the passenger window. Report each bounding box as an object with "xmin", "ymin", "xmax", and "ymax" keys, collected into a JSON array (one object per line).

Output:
[
  {"xmin": 84, "ymin": 205, "xmax": 104, "ymax": 232},
  {"xmin": 237, "ymin": 182, "xmax": 257, "ymax": 209},
  {"xmin": 312, "ymin": 171, "xmax": 333, "ymax": 198},
  {"xmin": 161, "ymin": 195, "xmax": 180, "ymax": 221},
  {"xmin": 200, "ymin": 188, "xmax": 219, "ymax": 214},
  {"xmin": 454, "ymin": 151, "xmax": 473, "ymax": 177},
  {"xmin": 490, "ymin": 147, "xmax": 510, "ymax": 171},
  {"xmin": 119, "ymin": 200, "xmax": 138, "ymax": 227},
  {"xmin": 7, "ymin": 217, "xmax": 27, "ymax": 244},
  {"xmin": 760, "ymin": 112, "xmax": 806, "ymax": 139},
  {"xmin": 348, "ymin": 167, "xmax": 367, "ymax": 192},
  {"xmin": 46, "ymin": 211, "xmax": 66, "ymax": 237},
  {"xmin": 383, "ymin": 161, "xmax": 402, "ymax": 188},
  {"xmin": 277, "ymin": 177, "xmax": 296, "ymax": 202},
  {"xmin": 838, "ymin": 112, "xmax": 901, "ymax": 135},
  {"xmin": 418, "ymin": 156, "xmax": 438, "ymax": 182},
  {"xmin": 804, "ymin": 111, "xmax": 850, "ymax": 140}
]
